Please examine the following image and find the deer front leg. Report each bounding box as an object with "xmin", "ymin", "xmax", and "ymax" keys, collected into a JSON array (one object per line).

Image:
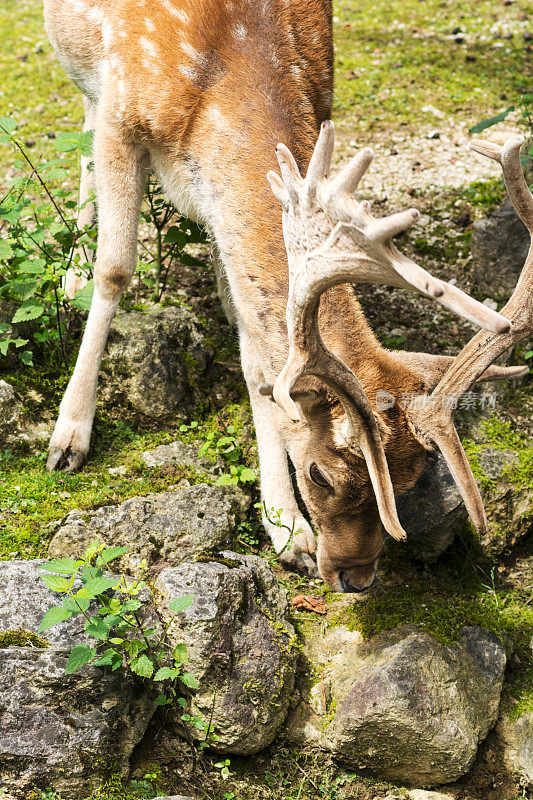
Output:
[
  {"xmin": 247, "ymin": 381, "xmax": 318, "ymax": 578},
  {"xmin": 64, "ymin": 97, "xmax": 97, "ymax": 300},
  {"xmin": 47, "ymin": 117, "xmax": 148, "ymax": 472}
]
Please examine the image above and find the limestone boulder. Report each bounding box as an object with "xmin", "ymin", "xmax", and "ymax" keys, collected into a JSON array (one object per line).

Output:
[
  {"xmin": 48, "ymin": 484, "xmax": 250, "ymax": 575},
  {"xmin": 286, "ymin": 624, "xmax": 506, "ymax": 786},
  {"xmin": 155, "ymin": 552, "xmax": 297, "ymax": 755},
  {"xmin": 0, "ymin": 560, "xmax": 155, "ymax": 799},
  {"xmin": 99, "ymin": 304, "xmax": 213, "ymax": 420}
]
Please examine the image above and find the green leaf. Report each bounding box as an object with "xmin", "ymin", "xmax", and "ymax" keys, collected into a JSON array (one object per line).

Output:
[
  {"xmin": 65, "ymin": 644, "xmax": 96, "ymax": 674},
  {"xmin": 11, "ymin": 301, "xmax": 44, "ymax": 323},
  {"xmin": 469, "ymin": 106, "xmax": 515, "ymax": 135},
  {"xmin": 238, "ymin": 467, "xmax": 257, "ymax": 483},
  {"xmin": 71, "ymin": 279, "xmax": 94, "ymax": 311},
  {"xmin": 63, "ymin": 595, "xmax": 90, "ymax": 613},
  {"xmin": 40, "ymin": 558, "xmax": 80, "ymax": 575},
  {"xmin": 17, "ymin": 258, "xmax": 46, "ymax": 273},
  {"xmin": 77, "ymin": 575, "xmax": 118, "ymax": 598},
  {"xmin": 215, "ymin": 474, "xmax": 234, "ymax": 486},
  {"xmin": 94, "ymin": 648, "xmax": 122, "ymax": 669},
  {"xmin": 131, "ymin": 654, "xmax": 154, "ymax": 678},
  {"xmin": 85, "ymin": 616, "xmax": 112, "ymax": 640},
  {"xmin": 154, "ymin": 693, "xmax": 171, "ymax": 706},
  {"xmin": 0, "ymin": 116, "xmax": 17, "ymax": 137},
  {"xmin": 173, "ymin": 642, "xmax": 188, "ymax": 663},
  {"xmin": 168, "ymin": 595, "xmax": 194, "ymax": 613},
  {"xmin": 0, "ymin": 240, "xmax": 13, "ymax": 260},
  {"xmin": 55, "ymin": 130, "xmax": 94, "ymax": 156},
  {"xmin": 181, "ymin": 672, "xmax": 199, "ymax": 689},
  {"xmin": 18, "ymin": 350, "xmax": 33, "ymax": 366},
  {"xmin": 123, "ymin": 599, "xmax": 142, "ymax": 611},
  {"xmin": 38, "ymin": 605, "xmax": 73, "ymax": 632},
  {"xmin": 41, "ymin": 574, "xmax": 74, "ymax": 593},
  {"xmin": 96, "ymin": 545, "xmax": 129, "ymax": 566},
  {"xmin": 153, "ymin": 666, "xmax": 176, "ymax": 681}
]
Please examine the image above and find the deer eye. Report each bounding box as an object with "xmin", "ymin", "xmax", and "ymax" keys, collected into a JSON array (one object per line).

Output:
[{"xmin": 309, "ymin": 462, "xmax": 331, "ymax": 488}]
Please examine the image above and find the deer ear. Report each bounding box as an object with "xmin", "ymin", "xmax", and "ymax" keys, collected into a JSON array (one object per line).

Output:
[{"xmin": 389, "ymin": 351, "xmax": 527, "ymax": 392}]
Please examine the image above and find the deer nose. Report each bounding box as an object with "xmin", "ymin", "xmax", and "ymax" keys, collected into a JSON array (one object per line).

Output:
[{"xmin": 339, "ymin": 571, "xmax": 377, "ymax": 593}]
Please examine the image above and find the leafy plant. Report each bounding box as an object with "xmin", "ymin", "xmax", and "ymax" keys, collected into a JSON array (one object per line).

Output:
[
  {"xmin": 196, "ymin": 423, "xmax": 257, "ymax": 486},
  {"xmin": 37, "ymin": 542, "xmax": 207, "ymax": 736},
  {"xmin": 0, "ymin": 116, "xmax": 96, "ymax": 366},
  {"xmin": 138, "ymin": 177, "xmax": 207, "ymax": 302}
]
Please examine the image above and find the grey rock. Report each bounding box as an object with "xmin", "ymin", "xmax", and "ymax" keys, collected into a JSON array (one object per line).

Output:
[
  {"xmin": 0, "ymin": 560, "xmax": 155, "ymax": 799},
  {"xmin": 287, "ymin": 624, "xmax": 506, "ymax": 786},
  {"xmin": 476, "ymin": 447, "xmax": 532, "ymax": 555},
  {"xmin": 408, "ymin": 792, "xmax": 455, "ymax": 800},
  {"xmin": 155, "ymin": 552, "xmax": 297, "ymax": 755},
  {"xmin": 397, "ymin": 452, "xmax": 467, "ymax": 561},
  {"xmin": 471, "ymin": 196, "xmax": 529, "ymax": 299},
  {"xmin": 497, "ymin": 709, "xmax": 533, "ymax": 788},
  {"xmin": 99, "ymin": 304, "xmax": 213, "ymax": 420},
  {"xmin": 140, "ymin": 440, "xmax": 223, "ymax": 474},
  {"xmin": 0, "ymin": 381, "xmax": 52, "ymax": 451},
  {"xmin": 48, "ymin": 484, "xmax": 250, "ymax": 575}
]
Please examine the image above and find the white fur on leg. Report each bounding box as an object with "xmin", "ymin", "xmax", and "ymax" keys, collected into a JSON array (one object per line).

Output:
[{"xmin": 244, "ymin": 372, "xmax": 317, "ymax": 570}]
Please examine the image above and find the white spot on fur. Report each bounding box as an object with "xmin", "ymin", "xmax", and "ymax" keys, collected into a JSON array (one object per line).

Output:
[
  {"xmin": 208, "ymin": 105, "xmax": 230, "ymax": 131},
  {"xmin": 291, "ymin": 64, "xmax": 301, "ymax": 79},
  {"xmin": 144, "ymin": 17, "xmax": 156, "ymax": 31},
  {"xmin": 102, "ymin": 20, "xmax": 114, "ymax": 49},
  {"xmin": 179, "ymin": 63, "xmax": 197, "ymax": 80},
  {"xmin": 161, "ymin": 0, "xmax": 189, "ymax": 23},
  {"xmin": 181, "ymin": 41, "xmax": 200, "ymax": 60},
  {"xmin": 140, "ymin": 36, "xmax": 158, "ymax": 59},
  {"xmin": 234, "ymin": 23, "xmax": 246, "ymax": 40}
]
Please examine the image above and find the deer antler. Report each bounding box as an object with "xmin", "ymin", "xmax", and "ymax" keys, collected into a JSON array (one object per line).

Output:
[
  {"xmin": 266, "ymin": 121, "xmax": 513, "ymax": 543},
  {"xmin": 405, "ymin": 135, "xmax": 532, "ymax": 536}
]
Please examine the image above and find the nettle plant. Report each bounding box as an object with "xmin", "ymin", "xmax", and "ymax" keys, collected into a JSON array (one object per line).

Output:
[
  {"xmin": 38, "ymin": 542, "xmax": 209, "ymax": 739},
  {"xmin": 0, "ymin": 118, "xmax": 96, "ymax": 365},
  {"xmin": 0, "ymin": 116, "xmax": 208, "ymax": 365}
]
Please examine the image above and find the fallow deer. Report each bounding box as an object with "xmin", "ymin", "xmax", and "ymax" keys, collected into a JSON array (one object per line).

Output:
[{"xmin": 43, "ymin": 0, "xmax": 530, "ymax": 591}]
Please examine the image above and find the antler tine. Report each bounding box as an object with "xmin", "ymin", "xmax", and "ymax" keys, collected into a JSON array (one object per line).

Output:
[
  {"xmin": 304, "ymin": 120, "xmax": 335, "ymax": 204},
  {"xmin": 326, "ymin": 147, "xmax": 374, "ymax": 204},
  {"xmin": 405, "ymin": 135, "xmax": 533, "ymax": 537},
  {"xmin": 366, "ymin": 208, "xmax": 421, "ymax": 244},
  {"xmin": 275, "ymin": 143, "xmax": 303, "ymax": 206}
]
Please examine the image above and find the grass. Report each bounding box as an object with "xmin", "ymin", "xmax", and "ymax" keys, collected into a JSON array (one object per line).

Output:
[{"xmin": 332, "ymin": 0, "xmax": 531, "ymax": 135}]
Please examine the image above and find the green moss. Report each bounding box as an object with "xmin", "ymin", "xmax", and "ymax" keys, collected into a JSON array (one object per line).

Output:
[
  {"xmin": 0, "ymin": 628, "xmax": 49, "ymax": 648},
  {"xmin": 463, "ymin": 416, "xmax": 533, "ymax": 495}
]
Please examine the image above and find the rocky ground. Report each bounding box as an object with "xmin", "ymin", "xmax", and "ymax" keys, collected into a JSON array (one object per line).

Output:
[{"xmin": 0, "ymin": 0, "xmax": 532, "ymax": 799}]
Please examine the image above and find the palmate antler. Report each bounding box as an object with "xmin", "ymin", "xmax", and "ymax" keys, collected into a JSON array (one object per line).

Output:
[
  {"xmin": 265, "ymin": 121, "xmax": 526, "ymax": 542},
  {"xmin": 405, "ymin": 136, "xmax": 532, "ymax": 536}
]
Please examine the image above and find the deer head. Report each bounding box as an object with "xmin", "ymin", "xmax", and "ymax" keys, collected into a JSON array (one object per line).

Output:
[{"xmin": 263, "ymin": 122, "xmax": 529, "ymax": 591}]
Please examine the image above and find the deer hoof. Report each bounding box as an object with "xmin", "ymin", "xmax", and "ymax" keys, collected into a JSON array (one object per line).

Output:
[
  {"xmin": 280, "ymin": 548, "xmax": 319, "ymax": 579},
  {"xmin": 46, "ymin": 446, "xmax": 87, "ymax": 473}
]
